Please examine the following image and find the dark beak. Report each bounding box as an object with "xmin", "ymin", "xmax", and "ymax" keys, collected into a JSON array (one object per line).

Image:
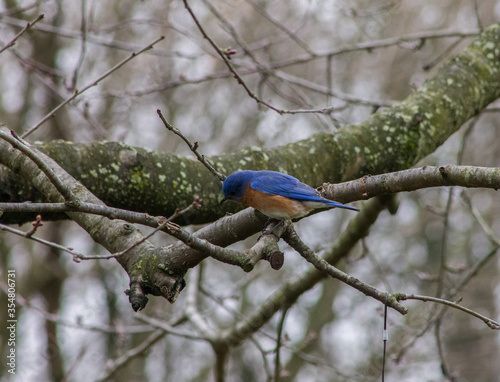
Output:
[{"xmin": 220, "ymin": 196, "xmax": 229, "ymax": 204}]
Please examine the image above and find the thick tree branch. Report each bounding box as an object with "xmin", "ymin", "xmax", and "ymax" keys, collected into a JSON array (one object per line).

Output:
[
  {"xmin": 321, "ymin": 165, "xmax": 500, "ymax": 203},
  {"xmin": 2, "ymin": 24, "xmax": 500, "ymax": 226},
  {"xmin": 1, "ymin": 23, "xmax": 500, "ymax": 314},
  {"xmin": 0, "ymin": 126, "xmax": 186, "ymax": 310},
  {"xmin": 1, "ymin": 164, "xmax": 498, "ymax": 273},
  {"xmin": 0, "ymin": 126, "xmax": 286, "ymax": 310}
]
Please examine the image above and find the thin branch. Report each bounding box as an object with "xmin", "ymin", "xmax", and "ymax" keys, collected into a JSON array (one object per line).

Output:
[
  {"xmin": 103, "ymin": 27, "xmax": 480, "ymax": 104},
  {"xmin": 267, "ymin": 29, "xmax": 480, "ymax": 70},
  {"xmin": 70, "ymin": 0, "xmax": 88, "ymax": 90},
  {"xmin": 157, "ymin": 109, "xmax": 226, "ymax": 181},
  {"xmin": 472, "ymin": 0, "xmax": 483, "ymax": 32},
  {"xmin": 0, "ymin": 13, "xmax": 45, "ymax": 55},
  {"xmin": 74, "ymin": 197, "xmax": 203, "ymax": 262},
  {"xmin": 0, "ymin": 14, "xmax": 172, "ymax": 55},
  {"xmin": 183, "ymin": 0, "xmax": 287, "ymax": 115},
  {"xmin": 461, "ymin": 191, "xmax": 500, "ymax": 247},
  {"xmin": 22, "ymin": 60, "xmax": 107, "ymax": 135},
  {"xmin": 250, "ymin": 337, "xmax": 273, "ymax": 382},
  {"xmin": 0, "ymin": 221, "xmax": 84, "ymax": 257},
  {"xmin": 272, "ymin": 69, "xmax": 392, "ymax": 107},
  {"xmin": 23, "ymin": 35, "xmax": 165, "ymax": 138},
  {"xmin": 200, "ymin": 0, "xmax": 326, "ymax": 118},
  {"xmin": 395, "ymin": 245, "xmax": 500, "ymax": 363},
  {"xmin": 188, "ymin": 0, "xmax": 391, "ymax": 112},
  {"xmin": 395, "ymin": 294, "xmax": 500, "ymax": 330},
  {"xmin": 434, "ymin": 318, "xmax": 454, "ymax": 381},
  {"xmin": 274, "ymin": 306, "xmax": 289, "ymax": 382},
  {"xmin": 61, "ymin": 344, "xmax": 88, "ymax": 382},
  {"xmin": 244, "ymin": 0, "xmax": 314, "ymax": 55},
  {"xmin": 96, "ymin": 329, "xmax": 166, "ymax": 382},
  {"xmin": 282, "ymin": 223, "xmax": 408, "ymax": 315},
  {"xmin": 135, "ymin": 313, "xmax": 210, "ymax": 341},
  {"xmin": 185, "ymin": 267, "xmax": 218, "ymax": 341},
  {"xmin": 435, "ymin": 188, "xmax": 454, "ymax": 298}
]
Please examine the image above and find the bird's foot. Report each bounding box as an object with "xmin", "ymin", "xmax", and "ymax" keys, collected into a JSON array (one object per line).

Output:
[{"xmin": 259, "ymin": 218, "xmax": 286, "ymax": 241}]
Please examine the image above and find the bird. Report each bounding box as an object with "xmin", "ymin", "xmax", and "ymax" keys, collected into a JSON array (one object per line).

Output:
[{"xmin": 221, "ymin": 170, "xmax": 359, "ymax": 220}]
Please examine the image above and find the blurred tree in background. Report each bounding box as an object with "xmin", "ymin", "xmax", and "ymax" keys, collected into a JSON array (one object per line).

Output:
[{"xmin": 0, "ymin": 1, "xmax": 499, "ymax": 381}]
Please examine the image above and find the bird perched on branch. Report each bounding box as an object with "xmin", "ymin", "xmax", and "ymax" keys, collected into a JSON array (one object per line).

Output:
[{"xmin": 221, "ymin": 170, "xmax": 358, "ymax": 220}]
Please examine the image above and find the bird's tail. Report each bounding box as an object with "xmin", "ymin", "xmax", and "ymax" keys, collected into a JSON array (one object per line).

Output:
[{"xmin": 323, "ymin": 199, "xmax": 359, "ymax": 212}]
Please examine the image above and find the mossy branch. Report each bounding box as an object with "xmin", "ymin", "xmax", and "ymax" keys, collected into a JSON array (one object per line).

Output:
[{"xmin": 1, "ymin": 24, "xmax": 500, "ymax": 226}]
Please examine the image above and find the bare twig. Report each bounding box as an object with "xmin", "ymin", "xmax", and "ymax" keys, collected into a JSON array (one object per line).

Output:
[
  {"xmin": 273, "ymin": 70, "xmax": 393, "ymax": 107},
  {"xmin": 157, "ymin": 109, "xmax": 226, "ymax": 181},
  {"xmin": 23, "ymin": 35, "xmax": 166, "ymax": 138},
  {"xmin": 274, "ymin": 306, "xmax": 289, "ymax": 381},
  {"xmin": 0, "ymin": 222, "xmax": 84, "ymax": 258},
  {"xmin": 183, "ymin": 0, "xmax": 288, "ymax": 115},
  {"xmin": 26, "ymin": 68, "xmax": 107, "ymax": 135},
  {"xmin": 472, "ymin": 0, "xmax": 483, "ymax": 32},
  {"xmin": 185, "ymin": 267, "xmax": 217, "ymax": 340},
  {"xmin": 24, "ymin": 214, "xmax": 43, "ymax": 237},
  {"xmin": 268, "ymin": 28, "xmax": 480, "ymax": 70},
  {"xmin": 282, "ymin": 223, "xmax": 408, "ymax": 315},
  {"xmin": 245, "ymin": 0, "xmax": 314, "ymax": 55},
  {"xmin": 70, "ymin": 0, "xmax": 88, "ymax": 90},
  {"xmin": 1, "ymin": 14, "xmax": 172, "ymax": 55},
  {"xmin": 0, "ymin": 202, "xmax": 71, "ymax": 214},
  {"xmin": 461, "ymin": 192, "xmax": 500, "ymax": 247},
  {"xmin": 395, "ymin": 245, "xmax": 500, "ymax": 363},
  {"xmin": 96, "ymin": 329, "xmax": 166, "ymax": 382},
  {"xmin": 74, "ymin": 197, "xmax": 203, "ymax": 262},
  {"xmin": 0, "ymin": 13, "xmax": 45, "ymax": 55},
  {"xmin": 135, "ymin": 313, "xmax": 209, "ymax": 341},
  {"xmin": 395, "ymin": 293, "xmax": 500, "ymax": 330}
]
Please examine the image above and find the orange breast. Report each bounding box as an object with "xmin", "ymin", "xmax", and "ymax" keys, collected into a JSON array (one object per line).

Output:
[{"xmin": 241, "ymin": 186, "xmax": 310, "ymax": 219}]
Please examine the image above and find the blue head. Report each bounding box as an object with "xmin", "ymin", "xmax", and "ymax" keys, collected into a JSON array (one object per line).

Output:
[{"xmin": 221, "ymin": 171, "xmax": 256, "ymax": 203}]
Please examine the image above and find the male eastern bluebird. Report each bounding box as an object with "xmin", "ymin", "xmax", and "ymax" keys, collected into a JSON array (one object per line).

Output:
[{"xmin": 221, "ymin": 170, "xmax": 358, "ymax": 220}]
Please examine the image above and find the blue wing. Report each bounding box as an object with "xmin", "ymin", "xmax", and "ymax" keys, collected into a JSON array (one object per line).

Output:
[{"xmin": 250, "ymin": 171, "xmax": 359, "ymax": 211}]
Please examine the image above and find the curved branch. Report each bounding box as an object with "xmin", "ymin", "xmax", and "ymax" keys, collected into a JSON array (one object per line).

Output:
[
  {"xmin": 395, "ymin": 293, "xmax": 500, "ymax": 330},
  {"xmin": 282, "ymin": 223, "xmax": 407, "ymax": 315}
]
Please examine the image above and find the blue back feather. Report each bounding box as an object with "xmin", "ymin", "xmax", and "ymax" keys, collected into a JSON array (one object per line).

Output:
[
  {"xmin": 223, "ymin": 170, "xmax": 358, "ymax": 212},
  {"xmin": 250, "ymin": 171, "xmax": 358, "ymax": 211}
]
